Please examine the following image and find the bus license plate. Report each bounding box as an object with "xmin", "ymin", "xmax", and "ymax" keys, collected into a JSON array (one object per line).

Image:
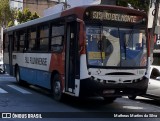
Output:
[{"xmin": 103, "ymin": 90, "xmax": 115, "ymax": 94}]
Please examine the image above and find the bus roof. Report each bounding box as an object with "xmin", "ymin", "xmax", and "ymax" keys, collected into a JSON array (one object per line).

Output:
[{"xmin": 5, "ymin": 5, "xmax": 147, "ymax": 32}]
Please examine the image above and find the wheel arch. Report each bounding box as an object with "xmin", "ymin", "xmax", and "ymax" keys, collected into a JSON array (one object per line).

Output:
[
  {"xmin": 150, "ymin": 68, "xmax": 160, "ymax": 79},
  {"xmin": 50, "ymin": 70, "xmax": 65, "ymax": 101}
]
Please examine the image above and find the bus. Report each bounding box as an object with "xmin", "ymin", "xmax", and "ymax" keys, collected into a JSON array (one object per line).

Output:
[{"xmin": 3, "ymin": 5, "xmax": 150, "ymax": 102}]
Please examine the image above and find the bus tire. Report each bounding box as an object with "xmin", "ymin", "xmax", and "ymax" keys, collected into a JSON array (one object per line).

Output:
[
  {"xmin": 128, "ymin": 95, "xmax": 136, "ymax": 100},
  {"xmin": 52, "ymin": 74, "xmax": 63, "ymax": 101},
  {"xmin": 103, "ymin": 97, "xmax": 116, "ymax": 104},
  {"xmin": 15, "ymin": 66, "xmax": 21, "ymax": 84},
  {"xmin": 150, "ymin": 68, "xmax": 160, "ymax": 79}
]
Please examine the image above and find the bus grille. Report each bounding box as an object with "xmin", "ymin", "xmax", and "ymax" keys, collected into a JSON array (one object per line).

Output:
[{"xmin": 92, "ymin": 76, "xmax": 141, "ymax": 84}]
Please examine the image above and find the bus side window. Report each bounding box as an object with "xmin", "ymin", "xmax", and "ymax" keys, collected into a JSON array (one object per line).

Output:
[
  {"xmin": 39, "ymin": 25, "xmax": 49, "ymax": 51},
  {"xmin": 28, "ymin": 27, "xmax": 36, "ymax": 51},
  {"xmin": 51, "ymin": 23, "xmax": 64, "ymax": 52},
  {"xmin": 51, "ymin": 36, "xmax": 63, "ymax": 52},
  {"xmin": 14, "ymin": 33, "xmax": 18, "ymax": 51},
  {"xmin": 19, "ymin": 32, "xmax": 25, "ymax": 52}
]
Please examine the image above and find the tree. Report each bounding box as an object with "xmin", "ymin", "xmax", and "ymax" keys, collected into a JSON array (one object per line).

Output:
[
  {"xmin": 0, "ymin": 0, "xmax": 12, "ymax": 28},
  {"xmin": 116, "ymin": 0, "xmax": 150, "ymax": 13},
  {"xmin": 7, "ymin": 7, "xmax": 18, "ymax": 27},
  {"xmin": 8, "ymin": 8, "xmax": 40, "ymax": 27},
  {"xmin": 16, "ymin": 8, "xmax": 40, "ymax": 24},
  {"xmin": 101, "ymin": 0, "xmax": 150, "ymax": 13}
]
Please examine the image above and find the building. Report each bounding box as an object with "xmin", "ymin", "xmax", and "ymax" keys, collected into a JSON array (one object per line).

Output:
[
  {"xmin": 22, "ymin": 0, "xmax": 116, "ymax": 17},
  {"xmin": 11, "ymin": 0, "xmax": 116, "ymax": 17},
  {"xmin": 44, "ymin": 0, "xmax": 117, "ymax": 16},
  {"xmin": 10, "ymin": 0, "xmax": 23, "ymax": 10},
  {"xmin": 10, "ymin": 0, "xmax": 58, "ymax": 17},
  {"xmin": 23, "ymin": 0, "xmax": 57, "ymax": 17}
]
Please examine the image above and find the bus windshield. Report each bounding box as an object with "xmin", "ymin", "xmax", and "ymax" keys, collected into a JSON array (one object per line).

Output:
[{"xmin": 86, "ymin": 25, "xmax": 147, "ymax": 68}]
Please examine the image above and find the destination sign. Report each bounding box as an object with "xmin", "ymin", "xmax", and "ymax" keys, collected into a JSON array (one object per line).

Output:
[{"xmin": 85, "ymin": 10, "xmax": 143, "ymax": 23}]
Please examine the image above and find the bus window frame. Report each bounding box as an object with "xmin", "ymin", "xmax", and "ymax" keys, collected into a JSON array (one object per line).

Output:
[
  {"xmin": 27, "ymin": 26, "xmax": 38, "ymax": 52},
  {"xmin": 49, "ymin": 18, "xmax": 65, "ymax": 53},
  {"xmin": 38, "ymin": 24, "xmax": 50, "ymax": 52},
  {"xmin": 19, "ymin": 30, "xmax": 26, "ymax": 52},
  {"xmin": 13, "ymin": 32, "xmax": 18, "ymax": 52}
]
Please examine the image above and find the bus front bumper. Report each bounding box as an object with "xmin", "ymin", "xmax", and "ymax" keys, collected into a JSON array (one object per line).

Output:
[{"xmin": 79, "ymin": 77, "xmax": 148, "ymax": 97}]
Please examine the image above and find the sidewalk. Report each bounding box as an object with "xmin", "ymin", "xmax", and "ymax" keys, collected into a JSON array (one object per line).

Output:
[{"xmin": 0, "ymin": 74, "xmax": 16, "ymax": 81}]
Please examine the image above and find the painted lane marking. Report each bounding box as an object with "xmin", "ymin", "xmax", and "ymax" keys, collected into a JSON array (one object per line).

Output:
[
  {"xmin": 123, "ymin": 106, "xmax": 143, "ymax": 110},
  {"xmin": 0, "ymin": 88, "xmax": 8, "ymax": 93},
  {"xmin": 8, "ymin": 85, "xmax": 31, "ymax": 94},
  {"xmin": 0, "ymin": 77, "xmax": 16, "ymax": 81}
]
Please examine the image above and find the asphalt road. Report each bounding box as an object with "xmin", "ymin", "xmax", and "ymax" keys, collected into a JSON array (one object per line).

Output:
[{"xmin": 0, "ymin": 74, "xmax": 160, "ymax": 121}]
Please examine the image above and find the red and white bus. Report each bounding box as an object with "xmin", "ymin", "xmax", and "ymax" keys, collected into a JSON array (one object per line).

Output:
[{"xmin": 3, "ymin": 5, "xmax": 150, "ymax": 102}]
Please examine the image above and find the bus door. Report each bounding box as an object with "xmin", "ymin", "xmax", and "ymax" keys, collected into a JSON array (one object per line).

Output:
[
  {"xmin": 65, "ymin": 20, "xmax": 80, "ymax": 94},
  {"xmin": 8, "ymin": 33, "xmax": 13, "ymax": 75}
]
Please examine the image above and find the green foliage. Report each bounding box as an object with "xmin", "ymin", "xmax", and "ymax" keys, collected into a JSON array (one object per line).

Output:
[
  {"xmin": 116, "ymin": 0, "xmax": 150, "ymax": 12},
  {"xmin": 7, "ymin": 8, "xmax": 40, "ymax": 27},
  {"xmin": 7, "ymin": 21, "xmax": 14, "ymax": 27},
  {"xmin": 0, "ymin": 0, "xmax": 12, "ymax": 27},
  {"xmin": 16, "ymin": 8, "xmax": 40, "ymax": 24}
]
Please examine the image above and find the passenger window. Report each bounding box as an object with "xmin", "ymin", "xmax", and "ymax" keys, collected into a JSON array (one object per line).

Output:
[
  {"xmin": 39, "ymin": 25, "xmax": 49, "ymax": 51},
  {"xmin": 14, "ymin": 33, "xmax": 18, "ymax": 51},
  {"xmin": 51, "ymin": 36, "xmax": 63, "ymax": 52},
  {"xmin": 13, "ymin": 30, "xmax": 26, "ymax": 52},
  {"xmin": 51, "ymin": 23, "xmax": 64, "ymax": 52},
  {"xmin": 19, "ymin": 32, "xmax": 25, "ymax": 52},
  {"xmin": 29, "ymin": 28, "xmax": 36, "ymax": 50}
]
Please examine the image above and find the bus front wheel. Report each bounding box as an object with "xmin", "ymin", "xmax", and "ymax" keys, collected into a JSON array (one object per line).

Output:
[{"xmin": 52, "ymin": 74, "xmax": 63, "ymax": 101}]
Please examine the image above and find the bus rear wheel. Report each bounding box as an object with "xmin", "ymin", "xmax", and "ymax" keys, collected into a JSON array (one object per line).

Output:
[
  {"xmin": 15, "ymin": 66, "xmax": 21, "ymax": 84},
  {"xmin": 52, "ymin": 74, "xmax": 63, "ymax": 101}
]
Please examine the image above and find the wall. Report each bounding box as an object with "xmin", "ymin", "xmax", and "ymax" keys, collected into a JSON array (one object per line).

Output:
[{"xmin": 23, "ymin": 0, "xmax": 57, "ymax": 17}]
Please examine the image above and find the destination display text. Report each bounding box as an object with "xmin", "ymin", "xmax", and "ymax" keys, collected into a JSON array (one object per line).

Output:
[{"xmin": 92, "ymin": 11, "xmax": 138, "ymax": 22}]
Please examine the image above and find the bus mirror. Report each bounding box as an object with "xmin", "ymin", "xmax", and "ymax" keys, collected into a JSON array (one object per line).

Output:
[
  {"xmin": 98, "ymin": 40, "xmax": 102, "ymax": 50},
  {"xmin": 154, "ymin": 26, "xmax": 160, "ymax": 35}
]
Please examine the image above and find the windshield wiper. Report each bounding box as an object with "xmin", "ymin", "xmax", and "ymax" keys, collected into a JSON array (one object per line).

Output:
[
  {"xmin": 123, "ymin": 27, "xmax": 134, "ymax": 60},
  {"xmin": 98, "ymin": 26, "xmax": 104, "ymax": 65}
]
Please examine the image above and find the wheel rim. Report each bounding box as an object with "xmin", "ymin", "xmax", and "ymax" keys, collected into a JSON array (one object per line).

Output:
[{"xmin": 54, "ymin": 81, "xmax": 61, "ymax": 99}]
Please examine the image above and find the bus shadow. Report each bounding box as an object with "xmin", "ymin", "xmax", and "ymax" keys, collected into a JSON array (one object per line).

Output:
[
  {"xmin": 61, "ymin": 95, "xmax": 120, "ymax": 111},
  {"xmin": 13, "ymin": 82, "xmax": 119, "ymax": 110},
  {"xmin": 13, "ymin": 82, "xmax": 51, "ymax": 96},
  {"xmin": 133, "ymin": 97, "xmax": 160, "ymax": 107}
]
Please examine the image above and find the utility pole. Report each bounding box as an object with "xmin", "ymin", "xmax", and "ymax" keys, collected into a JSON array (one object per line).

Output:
[
  {"xmin": 150, "ymin": 0, "xmax": 160, "ymax": 64},
  {"xmin": 152, "ymin": 0, "xmax": 160, "ymax": 37},
  {"xmin": 63, "ymin": 0, "xmax": 71, "ymax": 10},
  {"xmin": 64, "ymin": 0, "xmax": 67, "ymax": 9}
]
